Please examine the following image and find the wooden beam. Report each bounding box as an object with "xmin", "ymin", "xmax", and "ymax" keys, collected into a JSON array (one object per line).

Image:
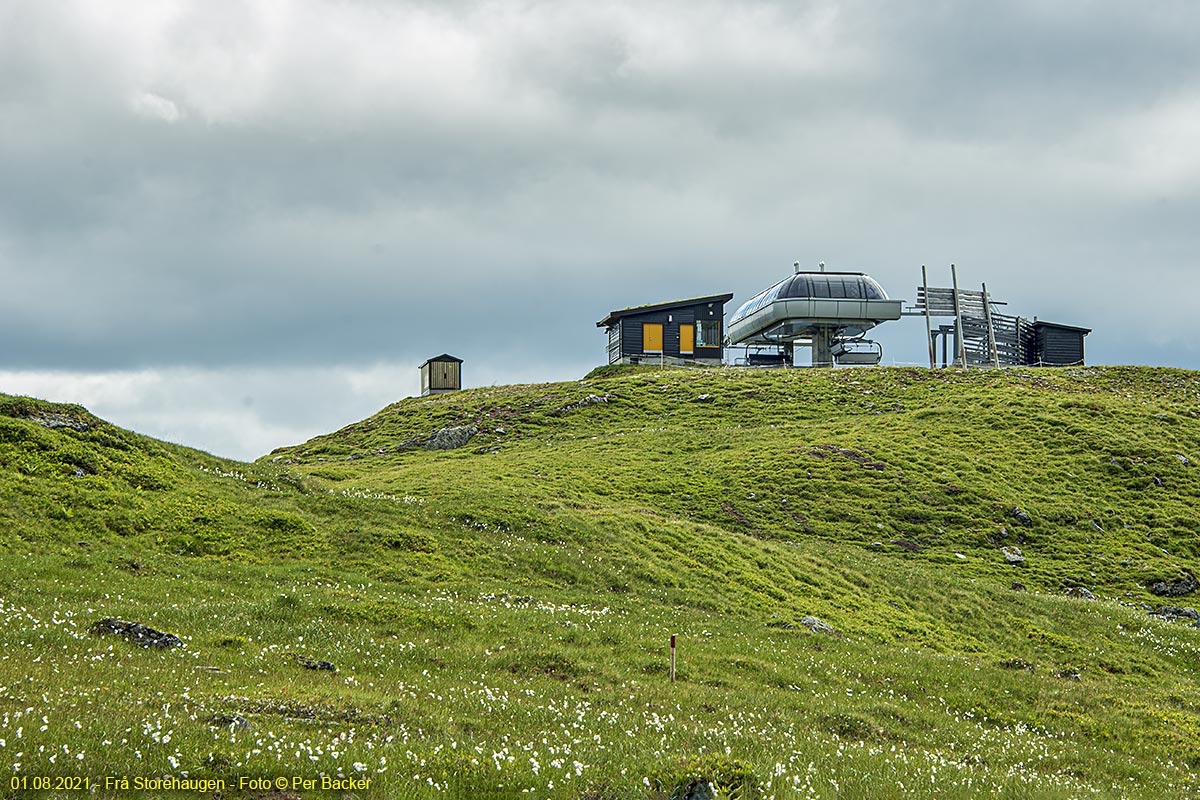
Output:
[
  {"xmin": 922, "ymin": 265, "xmax": 935, "ymax": 369},
  {"xmin": 982, "ymin": 282, "xmax": 1000, "ymax": 368},
  {"xmin": 951, "ymin": 264, "xmax": 967, "ymax": 368}
]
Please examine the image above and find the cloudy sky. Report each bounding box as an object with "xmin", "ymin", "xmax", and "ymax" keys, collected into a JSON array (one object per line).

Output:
[{"xmin": 2, "ymin": 1, "xmax": 1198, "ymax": 460}]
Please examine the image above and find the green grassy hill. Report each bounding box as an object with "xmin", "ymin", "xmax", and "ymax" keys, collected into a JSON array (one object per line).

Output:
[{"xmin": 2, "ymin": 366, "xmax": 1199, "ymax": 798}]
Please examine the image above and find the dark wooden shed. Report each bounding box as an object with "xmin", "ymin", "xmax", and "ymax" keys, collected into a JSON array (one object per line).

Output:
[
  {"xmin": 1030, "ymin": 322, "xmax": 1090, "ymax": 366},
  {"xmin": 419, "ymin": 354, "xmax": 463, "ymax": 396},
  {"xmin": 596, "ymin": 294, "xmax": 733, "ymax": 365}
]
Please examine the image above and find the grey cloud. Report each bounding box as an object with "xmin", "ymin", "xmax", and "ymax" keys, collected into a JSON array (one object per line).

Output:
[{"xmin": 1, "ymin": 0, "xmax": 1198, "ymax": 404}]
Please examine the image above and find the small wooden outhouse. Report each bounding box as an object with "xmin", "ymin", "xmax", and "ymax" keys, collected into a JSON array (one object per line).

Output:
[{"xmin": 420, "ymin": 354, "xmax": 462, "ymax": 396}]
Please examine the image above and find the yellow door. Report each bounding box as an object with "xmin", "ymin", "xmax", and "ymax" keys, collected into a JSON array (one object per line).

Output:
[
  {"xmin": 679, "ymin": 324, "xmax": 694, "ymax": 354},
  {"xmin": 643, "ymin": 323, "xmax": 663, "ymax": 353}
]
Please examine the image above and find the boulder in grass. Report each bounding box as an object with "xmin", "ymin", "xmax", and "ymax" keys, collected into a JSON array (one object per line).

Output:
[
  {"xmin": 1150, "ymin": 572, "xmax": 1198, "ymax": 598},
  {"xmin": 1150, "ymin": 606, "xmax": 1199, "ymax": 622},
  {"xmin": 1011, "ymin": 507, "xmax": 1033, "ymax": 526},
  {"xmin": 426, "ymin": 426, "xmax": 477, "ymax": 450},
  {"xmin": 1001, "ymin": 546, "xmax": 1025, "ymax": 565},
  {"xmin": 293, "ymin": 654, "xmax": 337, "ymax": 671},
  {"xmin": 90, "ymin": 617, "xmax": 183, "ymax": 649},
  {"xmin": 800, "ymin": 616, "xmax": 839, "ymax": 636}
]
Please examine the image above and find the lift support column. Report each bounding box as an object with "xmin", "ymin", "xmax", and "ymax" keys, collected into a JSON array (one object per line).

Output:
[{"xmin": 812, "ymin": 327, "xmax": 834, "ymax": 367}]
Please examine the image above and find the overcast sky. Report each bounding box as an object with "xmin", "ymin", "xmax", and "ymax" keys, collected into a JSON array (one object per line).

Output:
[{"xmin": 2, "ymin": 1, "xmax": 1199, "ymax": 461}]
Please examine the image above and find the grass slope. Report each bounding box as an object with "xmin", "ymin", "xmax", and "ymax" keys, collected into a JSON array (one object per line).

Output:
[{"xmin": 1, "ymin": 366, "xmax": 1199, "ymax": 798}]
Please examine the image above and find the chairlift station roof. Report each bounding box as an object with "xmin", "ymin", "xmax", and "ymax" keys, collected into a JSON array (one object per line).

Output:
[{"xmin": 727, "ymin": 271, "xmax": 903, "ymax": 346}]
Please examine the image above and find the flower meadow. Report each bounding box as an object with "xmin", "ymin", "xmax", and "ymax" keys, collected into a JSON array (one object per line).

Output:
[
  {"xmin": 3, "ymin": 367, "xmax": 1200, "ymax": 797},
  {"xmin": 2, "ymin": 562, "xmax": 1198, "ymax": 799}
]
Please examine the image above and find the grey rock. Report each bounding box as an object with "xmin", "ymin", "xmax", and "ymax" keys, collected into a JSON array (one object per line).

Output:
[
  {"xmin": 211, "ymin": 713, "xmax": 251, "ymax": 730},
  {"xmin": 1011, "ymin": 507, "xmax": 1033, "ymax": 526},
  {"xmin": 25, "ymin": 413, "xmax": 89, "ymax": 431},
  {"xmin": 1064, "ymin": 587, "xmax": 1097, "ymax": 601},
  {"xmin": 1177, "ymin": 454, "xmax": 1190, "ymax": 465},
  {"xmin": 1150, "ymin": 572, "xmax": 1198, "ymax": 598},
  {"xmin": 1150, "ymin": 606, "xmax": 1200, "ymax": 621},
  {"xmin": 1011, "ymin": 582, "xmax": 1027, "ymax": 592},
  {"xmin": 695, "ymin": 394, "xmax": 712, "ymax": 402},
  {"xmin": 90, "ymin": 617, "xmax": 183, "ymax": 649},
  {"xmin": 293, "ymin": 655, "xmax": 337, "ymax": 671},
  {"xmin": 426, "ymin": 426, "xmax": 477, "ymax": 450},
  {"xmin": 679, "ymin": 779, "xmax": 716, "ymax": 800},
  {"xmin": 1001, "ymin": 546, "xmax": 1025, "ymax": 564},
  {"xmin": 558, "ymin": 394, "xmax": 612, "ymax": 414},
  {"xmin": 800, "ymin": 615, "xmax": 839, "ymax": 636}
]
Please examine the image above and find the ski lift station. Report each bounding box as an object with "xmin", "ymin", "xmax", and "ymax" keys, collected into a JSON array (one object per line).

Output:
[
  {"xmin": 595, "ymin": 262, "xmax": 1088, "ymax": 369},
  {"xmin": 727, "ymin": 264, "xmax": 903, "ymax": 367}
]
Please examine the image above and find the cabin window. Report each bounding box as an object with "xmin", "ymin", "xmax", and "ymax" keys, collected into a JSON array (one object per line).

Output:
[
  {"xmin": 643, "ymin": 323, "xmax": 663, "ymax": 353},
  {"xmin": 696, "ymin": 320, "xmax": 720, "ymax": 348}
]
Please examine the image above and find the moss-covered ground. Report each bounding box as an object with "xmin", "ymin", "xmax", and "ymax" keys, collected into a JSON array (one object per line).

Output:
[{"xmin": 1, "ymin": 366, "xmax": 1199, "ymax": 798}]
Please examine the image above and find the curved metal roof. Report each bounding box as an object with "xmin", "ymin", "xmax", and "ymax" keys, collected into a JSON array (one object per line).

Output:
[{"xmin": 731, "ymin": 272, "xmax": 889, "ymax": 324}]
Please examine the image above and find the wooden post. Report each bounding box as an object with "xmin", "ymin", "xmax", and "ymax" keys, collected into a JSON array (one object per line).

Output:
[
  {"xmin": 982, "ymin": 282, "xmax": 1000, "ymax": 368},
  {"xmin": 669, "ymin": 634, "xmax": 676, "ymax": 682},
  {"xmin": 950, "ymin": 263, "xmax": 967, "ymax": 368},
  {"xmin": 922, "ymin": 265, "xmax": 935, "ymax": 369}
]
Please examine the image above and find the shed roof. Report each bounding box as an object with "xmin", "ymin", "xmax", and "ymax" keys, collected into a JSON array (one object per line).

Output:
[
  {"xmin": 419, "ymin": 353, "xmax": 464, "ymax": 368},
  {"xmin": 1031, "ymin": 321, "xmax": 1092, "ymax": 335},
  {"xmin": 596, "ymin": 293, "xmax": 734, "ymax": 328}
]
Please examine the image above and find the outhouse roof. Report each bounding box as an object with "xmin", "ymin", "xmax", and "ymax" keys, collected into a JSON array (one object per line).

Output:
[{"xmin": 419, "ymin": 354, "xmax": 464, "ymax": 368}]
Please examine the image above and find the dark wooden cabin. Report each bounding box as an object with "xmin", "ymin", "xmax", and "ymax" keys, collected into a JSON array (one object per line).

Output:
[
  {"xmin": 596, "ymin": 294, "xmax": 733, "ymax": 365},
  {"xmin": 1030, "ymin": 322, "xmax": 1090, "ymax": 366},
  {"xmin": 420, "ymin": 354, "xmax": 463, "ymax": 396}
]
